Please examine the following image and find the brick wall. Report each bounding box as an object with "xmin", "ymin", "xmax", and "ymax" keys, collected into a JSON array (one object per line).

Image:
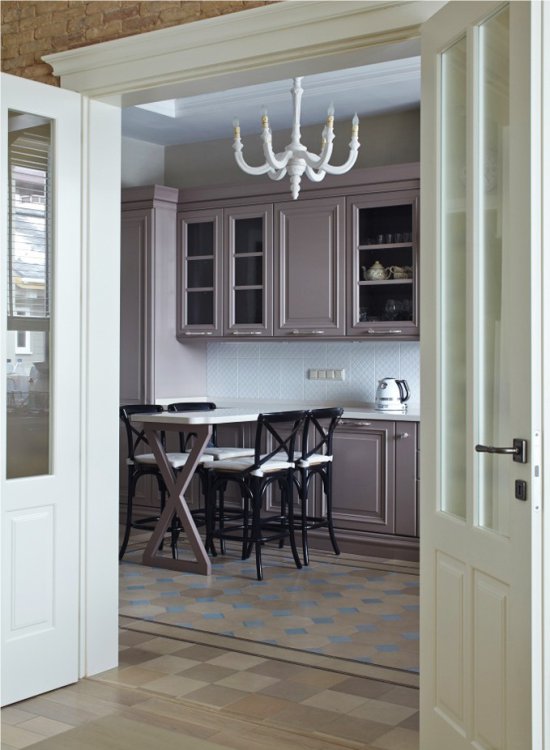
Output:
[{"xmin": 1, "ymin": 1, "xmax": 272, "ymax": 86}]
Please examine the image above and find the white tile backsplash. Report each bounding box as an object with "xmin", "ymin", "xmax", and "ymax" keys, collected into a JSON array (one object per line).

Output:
[{"xmin": 207, "ymin": 341, "xmax": 420, "ymax": 405}]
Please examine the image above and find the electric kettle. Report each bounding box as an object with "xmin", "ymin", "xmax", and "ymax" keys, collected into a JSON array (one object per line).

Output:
[{"xmin": 375, "ymin": 377, "xmax": 410, "ymax": 412}]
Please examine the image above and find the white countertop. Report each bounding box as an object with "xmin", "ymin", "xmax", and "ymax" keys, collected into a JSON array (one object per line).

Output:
[{"xmin": 153, "ymin": 398, "xmax": 420, "ymax": 423}]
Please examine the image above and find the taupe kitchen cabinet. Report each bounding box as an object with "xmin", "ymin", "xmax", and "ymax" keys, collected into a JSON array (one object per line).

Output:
[
  {"xmin": 177, "ymin": 208, "xmax": 224, "ymax": 339},
  {"xmin": 330, "ymin": 418, "xmax": 419, "ymax": 558},
  {"xmin": 274, "ymin": 196, "xmax": 346, "ymax": 337},
  {"xmin": 347, "ymin": 191, "xmax": 419, "ymax": 339},
  {"xmin": 224, "ymin": 204, "xmax": 273, "ymax": 337},
  {"xmin": 121, "ymin": 186, "xmax": 203, "ymax": 403}
]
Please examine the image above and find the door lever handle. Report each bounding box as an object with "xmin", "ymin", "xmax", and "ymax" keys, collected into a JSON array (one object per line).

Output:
[{"xmin": 475, "ymin": 438, "xmax": 527, "ymax": 464}]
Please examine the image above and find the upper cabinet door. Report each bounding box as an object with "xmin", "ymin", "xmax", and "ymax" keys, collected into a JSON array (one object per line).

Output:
[
  {"xmin": 348, "ymin": 192, "xmax": 419, "ymax": 340},
  {"xmin": 224, "ymin": 204, "xmax": 273, "ymax": 337},
  {"xmin": 177, "ymin": 208, "xmax": 223, "ymax": 339},
  {"xmin": 274, "ymin": 196, "xmax": 345, "ymax": 337}
]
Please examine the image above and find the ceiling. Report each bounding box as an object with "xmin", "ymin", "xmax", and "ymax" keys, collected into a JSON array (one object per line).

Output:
[{"xmin": 121, "ymin": 57, "xmax": 421, "ymax": 147}]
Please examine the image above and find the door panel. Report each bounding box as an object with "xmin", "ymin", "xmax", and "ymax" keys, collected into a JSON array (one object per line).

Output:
[
  {"xmin": 420, "ymin": 3, "xmax": 541, "ymax": 748},
  {"xmin": 1, "ymin": 73, "xmax": 82, "ymax": 705}
]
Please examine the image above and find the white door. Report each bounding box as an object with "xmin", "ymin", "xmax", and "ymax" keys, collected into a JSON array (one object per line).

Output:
[
  {"xmin": 420, "ymin": 2, "xmax": 542, "ymax": 748},
  {"xmin": 1, "ymin": 73, "xmax": 82, "ymax": 705}
]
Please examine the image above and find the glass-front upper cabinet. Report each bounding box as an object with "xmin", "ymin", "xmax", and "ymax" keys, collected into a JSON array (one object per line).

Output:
[
  {"xmin": 177, "ymin": 208, "xmax": 223, "ymax": 338},
  {"xmin": 224, "ymin": 204, "xmax": 273, "ymax": 336},
  {"xmin": 348, "ymin": 193, "xmax": 419, "ymax": 339}
]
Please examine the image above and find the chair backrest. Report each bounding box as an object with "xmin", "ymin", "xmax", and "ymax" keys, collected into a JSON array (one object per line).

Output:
[
  {"xmin": 119, "ymin": 404, "xmax": 164, "ymax": 462},
  {"xmin": 166, "ymin": 402, "xmax": 217, "ymax": 451},
  {"xmin": 301, "ymin": 407, "xmax": 343, "ymax": 461},
  {"xmin": 252, "ymin": 410, "xmax": 307, "ymax": 469}
]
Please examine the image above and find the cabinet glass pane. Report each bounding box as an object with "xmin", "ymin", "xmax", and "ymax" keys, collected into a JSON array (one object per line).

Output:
[
  {"xmin": 187, "ymin": 291, "xmax": 213, "ymax": 325},
  {"xmin": 477, "ymin": 6, "xmax": 510, "ymax": 536},
  {"xmin": 187, "ymin": 258, "xmax": 213, "ymax": 288},
  {"xmin": 359, "ymin": 284, "xmax": 413, "ymax": 323},
  {"xmin": 235, "ymin": 289, "xmax": 262, "ymax": 325},
  {"xmin": 439, "ymin": 35, "xmax": 467, "ymax": 520},
  {"xmin": 235, "ymin": 256, "xmax": 262, "ymax": 286},
  {"xmin": 187, "ymin": 222, "xmax": 214, "ymax": 257},
  {"xmin": 358, "ymin": 204, "xmax": 412, "ymax": 246},
  {"xmin": 6, "ymin": 113, "xmax": 52, "ymax": 479},
  {"xmin": 235, "ymin": 217, "xmax": 262, "ymax": 253}
]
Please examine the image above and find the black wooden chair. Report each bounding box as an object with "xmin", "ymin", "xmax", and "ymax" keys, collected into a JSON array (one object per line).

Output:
[
  {"xmin": 291, "ymin": 407, "xmax": 343, "ymax": 565},
  {"xmin": 205, "ymin": 410, "xmax": 307, "ymax": 580},
  {"xmin": 119, "ymin": 405, "xmax": 190, "ymax": 560}
]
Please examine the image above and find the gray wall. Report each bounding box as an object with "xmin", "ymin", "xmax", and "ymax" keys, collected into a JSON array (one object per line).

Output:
[
  {"xmin": 163, "ymin": 108, "xmax": 420, "ymax": 189},
  {"xmin": 121, "ymin": 137, "xmax": 165, "ymax": 187}
]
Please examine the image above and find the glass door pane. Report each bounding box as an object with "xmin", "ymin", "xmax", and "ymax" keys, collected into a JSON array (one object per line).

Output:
[
  {"xmin": 439, "ymin": 36, "xmax": 467, "ymax": 519},
  {"xmin": 6, "ymin": 112, "xmax": 52, "ymax": 479}
]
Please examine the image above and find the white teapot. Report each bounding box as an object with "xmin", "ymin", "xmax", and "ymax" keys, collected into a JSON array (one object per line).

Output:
[{"xmin": 362, "ymin": 261, "xmax": 390, "ymax": 281}]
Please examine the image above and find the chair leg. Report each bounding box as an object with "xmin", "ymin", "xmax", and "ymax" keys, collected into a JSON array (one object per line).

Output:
[
  {"xmin": 324, "ymin": 465, "xmax": 340, "ymax": 556},
  {"xmin": 286, "ymin": 472, "xmax": 302, "ymax": 572},
  {"xmin": 250, "ymin": 478, "xmax": 263, "ymax": 581},
  {"xmin": 119, "ymin": 469, "xmax": 136, "ymax": 560},
  {"xmin": 300, "ymin": 469, "xmax": 310, "ymax": 566}
]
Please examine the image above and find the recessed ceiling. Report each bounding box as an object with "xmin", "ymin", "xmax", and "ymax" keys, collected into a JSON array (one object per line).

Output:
[{"xmin": 122, "ymin": 58, "xmax": 420, "ymax": 147}]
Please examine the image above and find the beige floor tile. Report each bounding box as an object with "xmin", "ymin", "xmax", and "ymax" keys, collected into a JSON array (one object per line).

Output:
[
  {"xmin": 349, "ymin": 698, "xmax": 417, "ymax": 726},
  {"xmin": 137, "ymin": 637, "xmax": 190, "ymax": 655},
  {"xmin": 180, "ymin": 684, "xmax": 249, "ymax": 708},
  {"xmin": 94, "ymin": 665, "xmax": 166, "ymax": 687},
  {"xmin": 289, "ymin": 670, "xmax": 348, "ymax": 689},
  {"xmin": 259, "ymin": 679, "xmax": 324, "ymax": 703},
  {"xmin": 16, "ymin": 716, "xmax": 74, "ymax": 737},
  {"xmin": 141, "ymin": 673, "xmax": 209, "ymax": 697},
  {"xmin": 224, "ymin": 692, "xmax": 293, "ymax": 720},
  {"xmin": 214, "ymin": 671, "xmax": 280, "ymax": 693},
  {"xmin": 176, "ymin": 663, "xmax": 236, "ymax": 683},
  {"xmin": 335, "ymin": 677, "xmax": 395, "ymax": 700},
  {"xmin": 265, "ymin": 703, "xmax": 338, "ymax": 732},
  {"xmin": 0, "ymin": 707, "xmax": 37, "ymax": 726},
  {"xmin": 207, "ymin": 653, "xmax": 267, "ymax": 671},
  {"xmin": 137, "ymin": 654, "xmax": 201, "ymax": 674},
  {"xmin": 118, "ymin": 629, "xmax": 155, "ymax": 647},
  {"xmin": 0, "ymin": 724, "xmax": 45, "ymax": 749},
  {"xmin": 378, "ymin": 686, "xmax": 419, "ymax": 709},
  {"xmin": 302, "ymin": 688, "xmax": 368, "ymax": 714},
  {"xmin": 118, "ymin": 647, "xmax": 165, "ymax": 667},
  {"xmin": 398, "ymin": 711, "xmax": 419, "ymax": 731},
  {"xmin": 317, "ymin": 713, "xmax": 390, "ymax": 745},
  {"xmin": 371, "ymin": 726, "xmax": 419, "ymax": 750},
  {"xmin": 175, "ymin": 644, "xmax": 226, "ymax": 661},
  {"xmin": 245, "ymin": 660, "xmax": 308, "ymax": 680}
]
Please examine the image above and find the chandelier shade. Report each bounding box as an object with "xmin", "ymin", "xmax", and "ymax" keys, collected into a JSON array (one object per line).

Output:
[{"xmin": 232, "ymin": 77, "xmax": 360, "ymax": 200}]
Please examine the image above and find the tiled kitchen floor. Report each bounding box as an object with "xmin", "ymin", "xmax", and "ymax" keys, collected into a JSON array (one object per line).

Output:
[{"xmin": 1, "ymin": 541, "xmax": 419, "ymax": 750}]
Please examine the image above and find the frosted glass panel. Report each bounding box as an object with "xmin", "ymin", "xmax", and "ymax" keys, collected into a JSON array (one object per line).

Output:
[
  {"xmin": 477, "ymin": 7, "xmax": 510, "ymax": 535},
  {"xmin": 440, "ymin": 36, "xmax": 467, "ymax": 519},
  {"xmin": 6, "ymin": 113, "xmax": 52, "ymax": 479}
]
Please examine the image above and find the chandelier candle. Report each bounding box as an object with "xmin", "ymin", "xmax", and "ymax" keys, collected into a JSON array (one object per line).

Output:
[{"xmin": 232, "ymin": 77, "xmax": 360, "ymax": 199}]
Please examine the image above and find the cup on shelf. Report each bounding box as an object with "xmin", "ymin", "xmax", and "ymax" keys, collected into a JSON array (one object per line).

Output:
[
  {"xmin": 376, "ymin": 234, "xmax": 385, "ymax": 244},
  {"xmin": 387, "ymin": 265, "xmax": 409, "ymax": 279}
]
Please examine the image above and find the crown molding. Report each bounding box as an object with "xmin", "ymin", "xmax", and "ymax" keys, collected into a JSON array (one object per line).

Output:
[{"xmin": 43, "ymin": 1, "xmax": 444, "ymax": 104}]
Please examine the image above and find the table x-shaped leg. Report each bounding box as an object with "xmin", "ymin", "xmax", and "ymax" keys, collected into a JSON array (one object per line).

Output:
[{"xmin": 142, "ymin": 423, "xmax": 212, "ymax": 575}]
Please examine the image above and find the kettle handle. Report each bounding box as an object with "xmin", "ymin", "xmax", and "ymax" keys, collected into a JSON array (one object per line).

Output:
[{"xmin": 397, "ymin": 380, "xmax": 410, "ymax": 402}]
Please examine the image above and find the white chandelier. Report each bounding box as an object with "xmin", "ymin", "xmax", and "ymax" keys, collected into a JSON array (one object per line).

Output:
[{"xmin": 232, "ymin": 77, "xmax": 360, "ymax": 200}]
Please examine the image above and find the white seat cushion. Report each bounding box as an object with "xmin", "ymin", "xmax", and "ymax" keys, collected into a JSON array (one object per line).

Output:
[
  {"xmin": 210, "ymin": 455, "xmax": 294, "ymax": 478},
  {"xmin": 296, "ymin": 453, "xmax": 333, "ymax": 468},
  {"xmin": 133, "ymin": 452, "xmax": 214, "ymax": 469},
  {"xmin": 202, "ymin": 446, "xmax": 255, "ymax": 460}
]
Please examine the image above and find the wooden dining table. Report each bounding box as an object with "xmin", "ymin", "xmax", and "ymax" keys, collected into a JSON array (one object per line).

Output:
[{"xmin": 130, "ymin": 408, "xmax": 261, "ymax": 575}]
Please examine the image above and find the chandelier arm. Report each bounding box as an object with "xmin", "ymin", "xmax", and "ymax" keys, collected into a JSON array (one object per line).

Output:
[
  {"xmin": 233, "ymin": 147, "xmax": 274, "ymax": 176},
  {"xmin": 319, "ymin": 143, "xmax": 361, "ymax": 176},
  {"xmin": 261, "ymin": 133, "xmax": 291, "ymax": 171},
  {"xmin": 267, "ymin": 169, "xmax": 288, "ymax": 181},
  {"xmin": 304, "ymin": 165, "xmax": 326, "ymax": 182},
  {"xmin": 303, "ymin": 142, "xmax": 334, "ymax": 170}
]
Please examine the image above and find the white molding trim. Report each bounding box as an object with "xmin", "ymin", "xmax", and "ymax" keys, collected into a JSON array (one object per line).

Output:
[{"xmin": 44, "ymin": 0, "xmax": 444, "ymax": 104}]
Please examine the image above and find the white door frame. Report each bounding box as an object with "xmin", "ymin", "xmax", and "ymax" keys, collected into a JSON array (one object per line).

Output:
[{"xmin": 44, "ymin": 0, "xmax": 548, "ymax": 739}]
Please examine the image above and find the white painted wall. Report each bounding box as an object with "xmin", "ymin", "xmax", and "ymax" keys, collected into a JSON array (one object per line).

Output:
[
  {"xmin": 164, "ymin": 108, "xmax": 420, "ymax": 188},
  {"xmin": 121, "ymin": 136, "xmax": 165, "ymax": 187}
]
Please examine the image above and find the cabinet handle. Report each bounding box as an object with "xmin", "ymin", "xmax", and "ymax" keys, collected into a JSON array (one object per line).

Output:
[
  {"xmin": 364, "ymin": 328, "xmax": 403, "ymax": 335},
  {"xmin": 289, "ymin": 330, "xmax": 326, "ymax": 336},
  {"xmin": 397, "ymin": 432, "xmax": 410, "ymax": 439},
  {"xmin": 230, "ymin": 331, "xmax": 263, "ymax": 336},
  {"xmin": 183, "ymin": 331, "xmax": 213, "ymax": 336},
  {"xmin": 339, "ymin": 420, "xmax": 372, "ymax": 427}
]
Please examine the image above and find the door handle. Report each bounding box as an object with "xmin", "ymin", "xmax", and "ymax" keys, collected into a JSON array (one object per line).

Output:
[{"xmin": 475, "ymin": 438, "xmax": 527, "ymax": 464}]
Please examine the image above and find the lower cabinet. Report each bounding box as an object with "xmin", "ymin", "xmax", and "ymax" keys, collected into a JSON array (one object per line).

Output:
[{"xmin": 328, "ymin": 418, "xmax": 419, "ymax": 558}]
